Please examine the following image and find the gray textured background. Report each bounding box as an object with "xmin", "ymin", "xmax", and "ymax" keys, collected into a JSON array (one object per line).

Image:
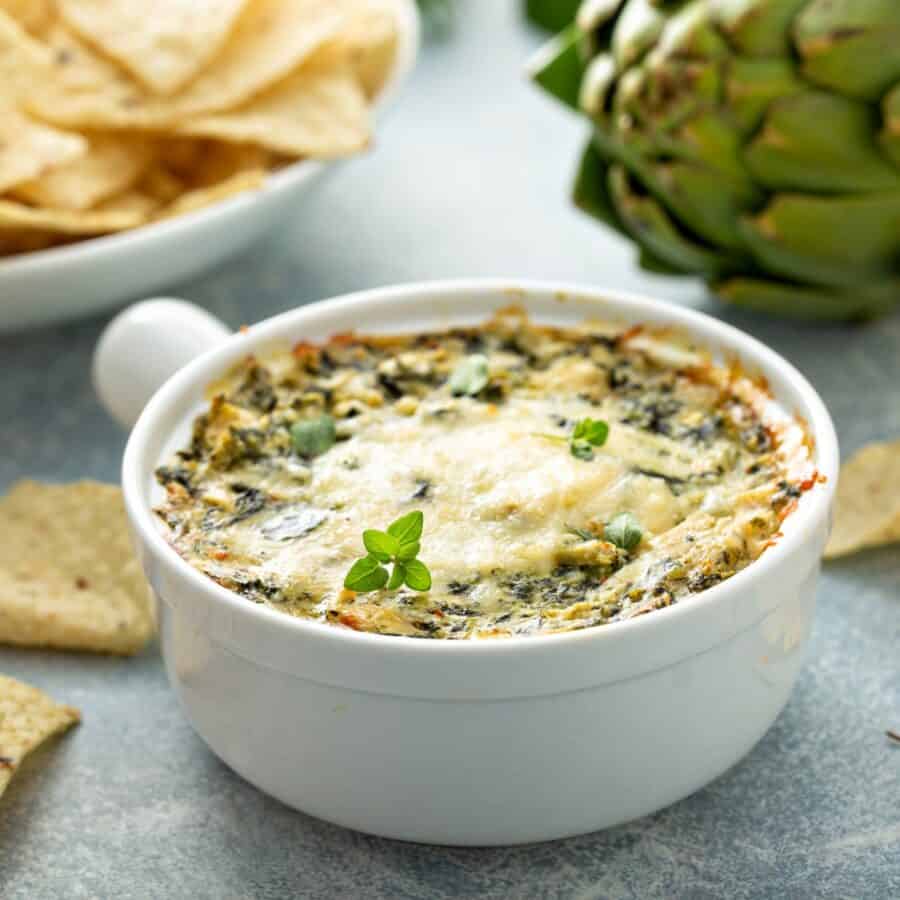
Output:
[{"xmin": 1, "ymin": 3, "xmax": 898, "ymax": 898}]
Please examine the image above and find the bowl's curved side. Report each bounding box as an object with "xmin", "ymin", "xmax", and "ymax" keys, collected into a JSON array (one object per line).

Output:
[
  {"xmin": 161, "ymin": 560, "xmax": 819, "ymax": 843},
  {"xmin": 123, "ymin": 279, "xmax": 838, "ymax": 699},
  {"xmin": 0, "ymin": 0, "xmax": 421, "ymax": 332}
]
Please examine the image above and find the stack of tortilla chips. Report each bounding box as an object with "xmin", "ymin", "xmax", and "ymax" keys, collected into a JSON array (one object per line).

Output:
[{"xmin": 0, "ymin": 0, "xmax": 397, "ymax": 256}]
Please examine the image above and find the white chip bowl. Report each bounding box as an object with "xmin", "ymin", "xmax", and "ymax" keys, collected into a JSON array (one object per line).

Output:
[
  {"xmin": 94, "ymin": 279, "xmax": 838, "ymax": 845},
  {"xmin": 0, "ymin": 0, "xmax": 419, "ymax": 334}
]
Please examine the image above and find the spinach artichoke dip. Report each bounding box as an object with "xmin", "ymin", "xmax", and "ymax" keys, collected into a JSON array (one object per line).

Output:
[{"xmin": 154, "ymin": 307, "xmax": 817, "ymax": 639}]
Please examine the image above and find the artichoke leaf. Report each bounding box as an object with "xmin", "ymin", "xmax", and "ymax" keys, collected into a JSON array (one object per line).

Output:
[
  {"xmin": 612, "ymin": 0, "xmax": 665, "ymax": 71},
  {"xmin": 578, "ymin": 0, "xmax": 629, "ymax": 56},
  {"xmin": 597, "ymin": 111, "xmax": 758, "ymax": 252},
  {"xmin": 744, "ymin": 90, "xmax": 900, "ymax": 193},
  {"xmin": 795, "ymin": 0, "xmax": 900, "ymax": 102},
  {"xmin": 607, "ymin": 164, "xmax": 738, "ymax": 276},
  {"xmin": 651, "ymin": 0, "xmax": 730, "ymax": 63},
  {"xmin": 529, "ymin": 25, "xmax": 587, "ymax": 111},
  {"xmin": 710, "ymin": 0, "xmax": 807, "ymax": 57},
  {"xmin": 524, "ymin": 0, "xmax": 582, "ymax": 32},
  {"xmin": 659, "ymin": 110, "xmax": 750, "ymax": 182},
  {"xmin": 638, "ymin": 245, "xmax": 693, "ymax": 276},
  {"xmin": 612, "ymin": 64, "xmax": 649, "ymax": 126},
  {"xmin": 572, "ymin": 145, "xmax": 703, "ymax": 275},
  {"xmin": 740, "ymin": 192, "xmax": 900, "ymax": 288},
  {"xmin": 579, "ymin": 53, "xmax": 617, "ymax": 119},
  {"xmin": 577, "ymin": 0, "xmax": 628, "ymax": 33},
  {"xmin": 638, "ymin": 56, "xmax": 723, "ymax": 133},
  {"xmin": 717, "ymin": 277, "xmax": 900, "ymax": 321},
  {"xmin": 880, "ymin": 84, "xmax": 900, "ymax": 171},
  {"xmin": 573, "ymin": 138, "xmax": 624, "ymax": 230},
  {"xmin": 726, "ymin": 57, "xmax": 804, "ymax": 135},
  {"xmin": 654, "ymin": 161, "xmax": 760, "ymax": 250}
]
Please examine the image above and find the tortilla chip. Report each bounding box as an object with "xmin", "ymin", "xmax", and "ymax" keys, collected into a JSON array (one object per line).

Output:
[
  {"xmin": 0, "ymin": 228, "xmax": 68, "ymax": 255},
  {"xmin": 59, "ymin": 0, "xmax": 251, "ymax": 95},
  {"xmin": 12, "ymin": 132, "xmax": 154, "ymax": 211},
  {"xmin": 138, "ymin": 164, "xmax": 187, "ymax": 205},
  {"xmin": 334, "ymin": 0, "xmax": 399, "ymax": 99},
  {"xmin": 0, "ymin": 196, "xmax": 145, "ymax": 233},
  {"xmin": 28, "ymin": 2, "xmax": 345, "ymax": 129},
  {"xmin": 178, "ymin": 62, "xmax": 370, "ymax": 158},
  {"xmin": 156, "ymin": 168, "xmax": 265, "ymax": 219},
  {"xmin": 95, "ymin": 188, "xmax": 160, "ymax": 220},
  {"xmin": 159, "ymin": 138, "xmax": 270, "ymax": 187},
  {"xmin": 0, "ymin": 675, "xmax": 79, "ymax": 799},
  {"xmin": 0, "ymin": 109, "xmax": 86, "ymax": 194},
  {"xmin": 0, "ymin": 9, "xmax": 54, "ymax": 105},
  {"xmin": 824, "ymin": 438, "xmax": 900, "ymax": 559},
  {"xmin": 0, "ymin": 0, "xmax": 54, "ymax": 37},
  {"xmin": 0, "ymin": 481, "xmax": 155, "ymax": 654}
]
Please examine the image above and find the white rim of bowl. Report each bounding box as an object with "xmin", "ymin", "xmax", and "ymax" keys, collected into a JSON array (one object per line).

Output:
[
  {"xmin": 0, "ymin": 0, "xmax": 420, "ymax": 274},
  {"xmin": 123, "ymin": 278, "xmax": 840, "ymax": 658}
]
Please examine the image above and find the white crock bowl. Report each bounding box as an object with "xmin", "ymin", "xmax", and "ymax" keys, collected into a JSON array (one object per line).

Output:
[
  {"xmin": 94, "ymin": 280, "xmax": 838, "ymax": 845},
  {"xmin": 0, "ymin": 0, "xmax": 418, "ymax": 333}
]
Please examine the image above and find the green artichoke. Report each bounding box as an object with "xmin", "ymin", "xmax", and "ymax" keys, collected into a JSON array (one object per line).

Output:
[{"xmin": 530, "ymin": 0, "xmax": 900, "ymax": 320}]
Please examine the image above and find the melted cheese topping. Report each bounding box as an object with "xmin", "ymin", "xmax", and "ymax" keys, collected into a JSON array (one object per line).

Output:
[{"xmin": 154, "ymin": 309, "xmax": 815, "ymax": 639}]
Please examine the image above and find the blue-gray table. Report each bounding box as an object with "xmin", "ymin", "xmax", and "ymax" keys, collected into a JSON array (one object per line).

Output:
[{"xmin": 1, "ymin": 4, "xmax": 898, "ymax": 897}]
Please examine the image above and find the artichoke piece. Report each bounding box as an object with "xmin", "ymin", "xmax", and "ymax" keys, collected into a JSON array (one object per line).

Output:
[
  {"xmin": 530, "ymin": 0, "xmax": 900, "ymax": 320},
  {"xmin": 740, "ymin": 192, "xmax": 900, "ymax": 288},
  {"xmin": 577, "ymin": 0, "xmax": 628, "ymax": 32},
  {"xmin": 573, "ymin": 139, "xmax": 625, "ymax": 230},
  {"xmin": 794, "ymin": 0, "xmax": 900, "ymax": 102},
  {"xmin": 524, "ymin": 0, "xmax": 582, "ymax": 32},
  {"xmin": 635, "ymin": 55, "xmax": 723, "ymax": 133},
  {"xmin": 529, "ymin": 25, "xmax": 587, "ymax": 110},
  {"xmin": 654, "ymin": 161, "xmax": 760, "ymax": 250},
  {"xmin": 726, "ymin": 57, "xmax": 804, "ymax": 135},
  {"xmin": 578, "ymin": 0, "xmax": 630, "ymax": 56},
  {"xmin": 579, "ymin": 52, "xmax": 617, "ymax": 119},
  {"xmin": 652, "ymin": 0, "xmax": 730, "ymax": 62},
  {"xmin": 710, "ymin": 0, "xmax": 807, "ymax": 57},
  {"xmin": 744, "ymin": 91, "xmax": 900, "ymax": 192},
  {"xmin": 638, "ymin": 246, "xmax": 691, "ymax": 275},
  {"xmin": 660, "ymin": 110, "xmax": 750, "ymax": 181},
  {"xmin": 607, "ymin": 163, "xmax": 736, "ymax": 276},
  {"xmin": 880, "ymin": 84, "xmax": 900, "ymax": 170},
  {"xmin": 717, "ymin": 277, "xmax": 900, "ymax": 321},
  {"xmin": 612, "ymin": 0, "xmax": 665, "ymax": 70}
]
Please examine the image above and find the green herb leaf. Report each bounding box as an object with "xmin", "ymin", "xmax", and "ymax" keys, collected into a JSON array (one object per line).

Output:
[
  {"xmin": 387, "ymin": 562, "xmax": 406, "ymax": 590},
  {"xmin": 396, "ymin": 540, "xmax": 420, "ymax": 562},
  {"xmin": 343, "ymin": 555, "xmax": 389, "ymax": 591},
  {"xmin": 448, "ymin": 354, "xmax": 489, "ymax": 396},
  {"xmin": 604, "ymin": 512, "xmax": 643, "ymax": 552},
  {"xmin": 570, "ymin": 417, "xmax": 609, "ymax": 461},
  {"xmin": 403, "ymin": 559, "xmax": 432, "ymax": 592},
  {"xmin": 572, "ymin": 417, "xmax": 609, "ymax": 446},
  {"xmin": 345, "ymin": 511, "xmax": 430, "ymax": 593},
  {"xmin": 567, "ymin": 526, "xmax": 596, "ymax": 542},
  {"xmin": 363, "ymin": 529, "xmax": 400, "ymax": 562},
  {"xmin": 387, "ymin": 510, "xmax": 424, "ymax": 544},
  {"xmin": 291, "ymin": 414, "xmax": 336, "ymax": 458},
  {"xmin": 570, "ymin": 439, "xmax": 595, "ymax": 460}
]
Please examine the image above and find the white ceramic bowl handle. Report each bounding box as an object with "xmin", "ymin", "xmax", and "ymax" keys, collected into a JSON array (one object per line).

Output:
[{"xmin": 93, "ymin": 298, "xmax": 232, "ymax": 429}]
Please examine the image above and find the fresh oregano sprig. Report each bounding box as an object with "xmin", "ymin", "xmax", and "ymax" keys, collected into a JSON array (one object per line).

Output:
[
  {"xmin": 343, "ymin": 511, "xmax": 432, "ymax": 593},
  {"xmin": 535, "ymin": 416, "xmax": 609, "ymax": 460},
  {"xmin": 570, "ymin": 417, "xmax": 609, "ymax": 460}
]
